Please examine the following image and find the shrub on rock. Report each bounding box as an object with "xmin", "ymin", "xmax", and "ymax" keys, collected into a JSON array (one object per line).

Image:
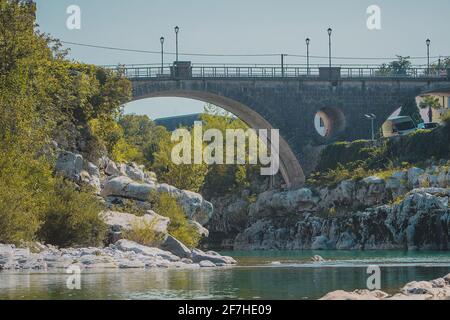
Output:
[{"xmin": 39, "ymin": 179, "xmax": 107, "ymax": 247}]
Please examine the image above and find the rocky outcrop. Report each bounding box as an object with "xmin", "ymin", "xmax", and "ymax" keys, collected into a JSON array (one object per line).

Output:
[
  {"xmin": 52, "ymin": 150, "xmax": 215, "ymax": 265},
  {"xmin": 234, "ymin": 182, "xmax": 450, "ymax": 250},
  {"xmin": 205, "ymin": 192, "xmax": 251, "ymax": 249},
  {"xmin": 55, "ymin": 151, "xmax": 102, "ymax": 194},
  {"xmin": 320, "ymin": 273, "xmax": 450, "ymax": 300},
  {"xmin": 0, "ymin": 240, "xmax": 236, "ymax": 270},
  {"xmin": 101, "ymin": 176, "xmax": 213, "ymax": 225},
  {"xmin": 100, "ymin": 210, "xmax": 170, "ymax": 243}
]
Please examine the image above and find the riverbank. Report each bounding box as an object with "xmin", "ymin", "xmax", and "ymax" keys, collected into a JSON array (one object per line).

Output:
[{"xmin": 0, "ymin": 240, "xmax": 236, "ymax": 271}]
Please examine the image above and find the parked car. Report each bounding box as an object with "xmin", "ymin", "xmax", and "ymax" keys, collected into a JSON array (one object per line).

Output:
[
  {"xmin": 417, "ymin": 122, "xmax": 440, "ymax": 130},
  {"xmin": 382, "ymin": 116, "xmax": 417, "ymax": 138}
]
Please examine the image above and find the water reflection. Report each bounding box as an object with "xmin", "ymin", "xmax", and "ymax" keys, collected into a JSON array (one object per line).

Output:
[{"xmin": 1, "ymin": 250, "xmax": 449, "ymax": 300}]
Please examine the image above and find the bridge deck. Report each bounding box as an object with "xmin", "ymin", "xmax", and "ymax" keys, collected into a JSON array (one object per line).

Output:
[{"xmin": 104, "ymin": 64, "xmax": 450, "ymax": 81}]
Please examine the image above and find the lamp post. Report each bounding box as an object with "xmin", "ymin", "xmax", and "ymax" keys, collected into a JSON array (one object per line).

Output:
[
  {"xmin": 160, "ymin": 36, "xmax": 165, "ymax": 75},
  {"xmin": 281, "ymin": 54, "xmax": 287, "ymax": 77},
  {"xmin": 364, "ymin": 113, "xmax": 377, "ymax": 141},
  {"xmin": 175, "ymin": 26, "xmax": 180, "ymax": 63},
  {"xmin": 426, "ymin": 38, "xmax": 431, "ymax": 74},
  {"xmin": 306, "ymin": 38, "xmax": 310, "ymax": 75},
  {"xmin": 327, "ymin": 28, "xmax": 332, "ymax": 69}
]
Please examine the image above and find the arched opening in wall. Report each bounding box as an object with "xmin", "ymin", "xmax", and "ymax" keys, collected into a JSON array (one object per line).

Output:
[
  {"xmin": 381, "ymin": 94, "xmax": 450, "ymax": 138},
  {"xmin": 124, "ymin": 92, "xmax": 305, "ymax": 188},
  {"xmin": 314, "ymin": 107, "xmax": 346, "ymax": 138}
]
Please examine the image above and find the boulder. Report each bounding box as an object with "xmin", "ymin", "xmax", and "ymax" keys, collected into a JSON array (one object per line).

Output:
[
  {"xmin": 101, "ymin": 176, "xmax": 213, "ymax": 225},
  {"xmin": 188, "ymin": 220, "xmax": 209, "ymax": 238},
  {"xmin": 199, "ymin": 260, "xmax": 216, "ymax": 268},
  {"xmin": 0, "ymin": 244, "xmax": 14, "ymax": 269},
  {"xmin": 85, "ymin": 162, "xmax": 101, "ymax": 193},
  {"xmin": 311, "ymin": 255, "xmax": 325, "ymax": 263},
  {"xmin": 55, "ymin": 151, "xmax": 83, "ymax": 181},
  {"xmin": 115, "ymin": 239, "xmax": 180, "ymax": 262},
  {"xmin": 437, "ymin": 171, "xmax": 449, "ymax": 187},
  {"xmin": 105, "ymin": 160, "xmax": 120, "ymax": 176},
  {"xmin": 192, "ymin": 249, "xmax": 237, "ymax": 265},
  {"xmin": 100, "ymin": 210, "xmax": 169, "ymax": 235},
  {"xmin": 159, "ymin": 235, "xmax": 192, "ymax": 259},
  {"xmin": 407, "ymin": 167, "xmax": 425, "ymax": 187},
  {"xmin": 101, "ymin": 176, "xmax": 154, "ymax": 201},
  {"xmin": 158, "ymin": 185, "xmax": 214, "ymax": 225},
  {"xmin": 320, "ymin": 290, "xmax": 389, "ymax": 300}
]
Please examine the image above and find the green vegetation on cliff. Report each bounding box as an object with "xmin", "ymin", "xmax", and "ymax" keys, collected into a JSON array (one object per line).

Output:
[
  {"xmin": 310, "ymin": 116, "xmax": 450, "ymax": 187},
  {"xmin": 0, "ymin": 0, "xmax": 130, "ymax": 245}
]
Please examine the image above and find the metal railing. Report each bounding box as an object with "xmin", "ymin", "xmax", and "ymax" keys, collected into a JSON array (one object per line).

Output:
[{"xmin": 104, "ymin": 64, "xmax": 449, "ymax": 80}]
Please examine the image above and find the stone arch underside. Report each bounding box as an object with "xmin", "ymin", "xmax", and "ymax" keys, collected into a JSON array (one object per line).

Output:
[{"xmin": 130, "ymin": 89, "xmax": 305, "ymax": 188}]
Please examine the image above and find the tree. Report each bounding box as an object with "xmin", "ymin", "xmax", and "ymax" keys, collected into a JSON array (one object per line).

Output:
[
  {"xmin": 0, "ymin": 0, "xmax": 130, "ymax": 245},
  {"xmin": 389, "ymin": 56, "xmax": 411, "ymax": 75},
  {"xmin": 152, "ymin": 126, "xmax": 208, "ymax": 192},
  {"xmin": 419, "ymin": 96, "xmax": 441, "ymax": 123},
  {"xmin": 377, "ymin": 56, "xmax": 412, "ymax": 76},
  {"xmin": 399, "ymin": 97, "xmax": 422, "ymax": 125},
  {"xmin": 118, "ymin": 114, "xmax": 163, "ymax": 166}
]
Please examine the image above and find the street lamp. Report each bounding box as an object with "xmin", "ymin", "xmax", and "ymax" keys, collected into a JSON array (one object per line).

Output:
[
  {"xmin": 426, "ymin": 38, "xmax": 431, "ymax": 74},
  {"xmin": 175, "ymin": 26, "xmax": 180, "ymax": 63},
  {"xmin": 160, "ymin": 36, "xmax": 165, "ymax": 75},
  {"xmin": 306, "ymin": 38, "xmax": 310, "ymax": 75},
  {"xmin": 327, "ymin": 28, "xmax": 332, "ymax": 69},
  {"xmin": 281, "ymin": 54, "xmax": 287, "ymax": 77},
  {"xmin": 364, "ymin": 113, "xmax": 377, "ymax": 141}
]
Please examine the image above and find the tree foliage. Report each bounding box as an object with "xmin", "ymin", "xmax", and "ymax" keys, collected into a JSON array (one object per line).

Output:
[
  {"xmin": 399, "ymin": 97, "xmax": 422, "ymax": 125},
  {"xmin": 0, "ymin": 0, "xmax": 128, "ymax": 245}
]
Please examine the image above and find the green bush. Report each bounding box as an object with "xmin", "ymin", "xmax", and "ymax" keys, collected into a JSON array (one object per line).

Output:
[
  {"xmin": 0, "ymin": 152, "xmax": 54, "ymax": 244},
  {"xmin": 122, "ymin": 219, "xmax": 165, "ymax": 247},
  {"xmin": 39, "ymin": 179, "xmax": 107, "ymax": 247},
  {"xmin": 152, "ymin": 192, "xmax": 200, "ymax": 248},
  {"xmin": 317, "ymin": 140, "xmax": 376, "ymax": 171}
]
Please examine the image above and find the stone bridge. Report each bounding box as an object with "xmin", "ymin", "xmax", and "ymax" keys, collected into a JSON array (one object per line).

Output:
[{"xmin": 123, "ymin": 64, "xmax": 450, "ymax": 188}]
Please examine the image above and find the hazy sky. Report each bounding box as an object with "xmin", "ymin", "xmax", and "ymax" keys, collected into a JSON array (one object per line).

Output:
[{"xmin": 35, "ymin": 0, "xmax": 450, "ymax": 119}]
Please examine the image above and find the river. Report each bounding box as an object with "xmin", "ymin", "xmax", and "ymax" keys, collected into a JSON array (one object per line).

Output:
[{"xmin": 0, "ymin": 250, "xmax": 449, "ymax": 300}]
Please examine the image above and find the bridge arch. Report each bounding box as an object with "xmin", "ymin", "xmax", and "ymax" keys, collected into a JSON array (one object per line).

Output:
[{"xmin": 129, "ymin": 90, "xmax": 305, "ymax": 188}]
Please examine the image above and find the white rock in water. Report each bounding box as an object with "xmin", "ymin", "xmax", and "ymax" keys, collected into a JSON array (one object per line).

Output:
[
  {"xmin": 199, "ymin": 260, "xmax": 216, "ymax": 268},
  {"xmin": 320, "ymin": 290, "xmax": 389, "ymax": 300},
  {"xmin": 311, "ymin": 255, "xmax": 325, "ymax": 263},
  {"xmin": 192, "ymin": 249, "xmax": 237, "ymax": 265}
]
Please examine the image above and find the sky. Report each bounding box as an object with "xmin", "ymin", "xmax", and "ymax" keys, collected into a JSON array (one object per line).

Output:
[{"xmin": 35, "ymin": 0, "xmax": 450, "ymax": 119}]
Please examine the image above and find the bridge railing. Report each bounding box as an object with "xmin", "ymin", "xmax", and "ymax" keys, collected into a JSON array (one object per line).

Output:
[{"xmin": 104, "ymin": 64, "xmax": 449, "ymax": 80}]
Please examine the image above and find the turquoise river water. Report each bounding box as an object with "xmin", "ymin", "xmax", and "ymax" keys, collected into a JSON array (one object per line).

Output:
[{"xmin": 0, "ymin": 250, "xmax": 449, "ymax": 300}]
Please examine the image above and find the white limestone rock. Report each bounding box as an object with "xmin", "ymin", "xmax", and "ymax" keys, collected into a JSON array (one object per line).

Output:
[{"xmin": 55, "ymin": 151, "xmax": 83, "ymax": 181}]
